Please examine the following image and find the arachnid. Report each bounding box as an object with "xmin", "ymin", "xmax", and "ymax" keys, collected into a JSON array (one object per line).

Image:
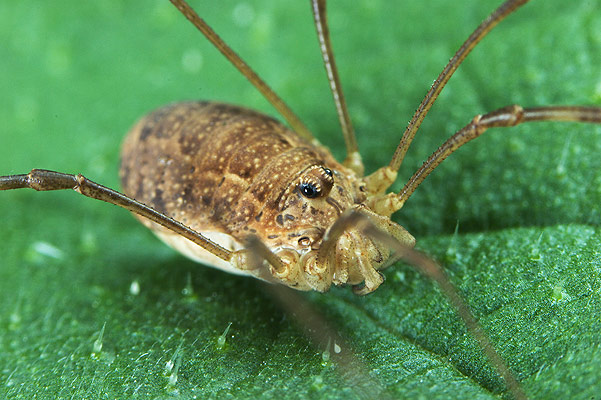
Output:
[{"xmin": 1, "ymin": 0, "xmax": 600, "ymax": 398}]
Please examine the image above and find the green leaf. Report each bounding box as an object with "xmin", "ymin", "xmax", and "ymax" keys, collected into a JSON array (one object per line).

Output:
[{"xmin": 1, "ymin": 0, "xmax": 601, "ymax": 399}]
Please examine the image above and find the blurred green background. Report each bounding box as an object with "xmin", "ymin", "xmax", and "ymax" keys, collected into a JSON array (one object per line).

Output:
[{"xmin": 1, "ymin": 0, "xmax": 601, "ymax": 398}]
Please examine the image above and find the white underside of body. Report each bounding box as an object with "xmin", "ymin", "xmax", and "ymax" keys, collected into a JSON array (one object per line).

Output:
[{"xmin": 155, "ymin": 230, "xmax": 251, "ymax": 277}]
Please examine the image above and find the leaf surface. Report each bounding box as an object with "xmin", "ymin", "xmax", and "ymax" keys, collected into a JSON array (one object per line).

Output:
[{"xmin": 1, "ymin": 0, "xmax": 600, "ymax": 399}]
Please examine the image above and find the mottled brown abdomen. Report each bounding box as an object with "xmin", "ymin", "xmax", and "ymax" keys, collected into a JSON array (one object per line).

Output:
[{"xmin": 119, "ymin": 101, "xmax": 342, "ymax": 238}]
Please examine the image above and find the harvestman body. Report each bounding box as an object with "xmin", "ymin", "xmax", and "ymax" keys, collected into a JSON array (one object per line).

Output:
[
  {"xmin": 119, "ymin": 100, "xmax": 413, "ymax": 293},
  {"xmin": 2, "ymin": 0, "xmax": 601, "ymax": 398}
]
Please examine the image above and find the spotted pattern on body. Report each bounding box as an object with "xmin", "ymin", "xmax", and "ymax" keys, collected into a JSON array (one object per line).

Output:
[{"xmin": 120, "ymin": 102, "xmax": 385, "ymax": 276}]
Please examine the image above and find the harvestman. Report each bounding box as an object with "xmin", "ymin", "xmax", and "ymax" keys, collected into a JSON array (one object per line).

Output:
[{"xmin": 2, "ymin": 0, "xmax": 600, "ymax": 398}]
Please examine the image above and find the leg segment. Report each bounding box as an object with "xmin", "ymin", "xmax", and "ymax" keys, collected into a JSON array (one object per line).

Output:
[
  {"xmin": 310, "ymin": 0, "xmax": 363, "ymax": 175},
  {"xmin": 364, "ymin": 0, "xmax": 531, "ymax": 194},
  {"xmin": 242, "ymin": 248, "xmax": 387, "ymax": 398},
  {"xmin": 0, "ymin": 169, "xmax": 233, "ymax": 262},
  {"xmin": 386, "ymin": 0, "xmax": 530, "ymax": 173},
  {"xmin": 359, "ymin": 220, "xmax": 527, "ymax": 400},
  {"xmin": 169, "ymin": 0, "xmax": 314, "ymax": 143},
  {"xmin": 370, "ymin": 105, "xmax": 601, "ymax": 215}
]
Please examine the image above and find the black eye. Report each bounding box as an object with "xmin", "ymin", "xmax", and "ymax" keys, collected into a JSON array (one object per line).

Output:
[
  {"xmin": 299, "ymin": 182, "xmax": 320, "ymax": 198},
  {"xmin": 323, "ymin": 167, "xmax": 333, "ymax": 177}
]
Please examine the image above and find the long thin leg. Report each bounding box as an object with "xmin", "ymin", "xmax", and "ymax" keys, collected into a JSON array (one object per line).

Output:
[
  {"xmin": 252, "ymin": 211, "xmax": 526, "ymax": 398},
  {"xmin": 169, "ymin": 0, "xmax": 315, "ymax": 143},
  {"xmin": 370, "ymin": 105, "xmax": 601, "ymax": 215},
  {"xmin": 0, "ymin": 169, "xmax": 233, "ymax": 262},
  {"xmin": 357, "ymin": 216, "xmax": 527, "ymax": 400},
  {"xmin": 364, "ymin": 0, "xmax": 530, "ymax": 192},
  {"xmin": 310, "ymin": 0, "xmax": 363, "ymax": 175},
  {"xmin": 264, "ymin": 283, "xmax": 389, "ymax": 400},
  {"xmin": 389, "ymin": 0, "xmax": 529, "ymax": 171},
  {"xmin": 244, "ymin": 237, "xmax": 389, "ymax": 400}
]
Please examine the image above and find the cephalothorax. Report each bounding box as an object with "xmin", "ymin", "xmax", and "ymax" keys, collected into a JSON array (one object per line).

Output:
[{"xmin": 2, "ymin": 0, "xmax": 601, "ymax": 398}]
